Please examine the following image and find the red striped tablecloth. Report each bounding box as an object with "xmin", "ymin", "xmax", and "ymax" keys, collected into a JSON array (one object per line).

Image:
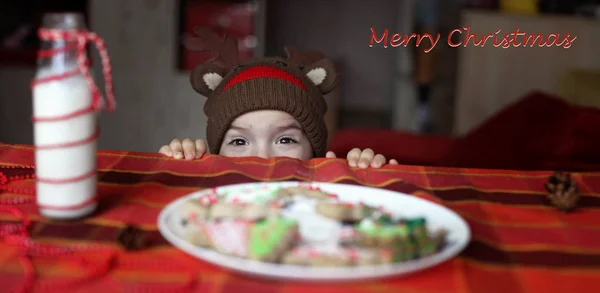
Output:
[{"xmin": 0, "ymin": 142, "xmax": 599, "ymax": 293}]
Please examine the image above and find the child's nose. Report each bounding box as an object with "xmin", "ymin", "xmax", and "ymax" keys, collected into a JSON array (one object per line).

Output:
[{"xmin": 255, "ymin": 147, "xmax": 270, "ymax": 159}]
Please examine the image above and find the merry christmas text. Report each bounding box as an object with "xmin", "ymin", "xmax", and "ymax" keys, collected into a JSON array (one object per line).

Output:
[{"xmin": 369, "ymin": 27, "xmax": 577, "ymax": 53}]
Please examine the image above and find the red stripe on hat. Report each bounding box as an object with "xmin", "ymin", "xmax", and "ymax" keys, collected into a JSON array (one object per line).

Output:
[{"xmin": 221, "ymin": 65, "xmax": 306, "ymax": 92}]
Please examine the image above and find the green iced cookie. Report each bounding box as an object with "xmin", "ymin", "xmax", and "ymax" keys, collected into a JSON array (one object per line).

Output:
[
  {"xmin": 248, "ymin": 217, "xmax": 297, "ymax": 261},
  {"xmin": 406, "ymin": 218, "xmax": 428, "ymax": 237},
  {"xmin": 356, "ymin": 218, "xmax": 410, "ymax": 239},
  {"xmin": 419, "ymin": 241, "xmax": 438, "ymax": 257},
  {"xmin": 389, "ymin": 240, "xmax": 419, "ymax": 262}
]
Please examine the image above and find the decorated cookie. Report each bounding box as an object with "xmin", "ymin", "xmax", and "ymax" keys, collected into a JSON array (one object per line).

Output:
[
  {"xmin": 355, "ymin": 216, "xmax": 446, "ymax": 259},
  {"xmin": 315, "ymin": 201, "xmax": 377, "ymax": 222},
  {"xmin": 180, "ymin": 194, "xmax": 219, "ymax": 224},
  {"xmin": 279, "ymin": 196, "xmax": 357, "ymax": 245},
  {"xmin": 355, "ymin": 247, "xmax": 395, "ymax": 266},
  {"xmin": 192, "ymin": 220, "xmax": 252, "ymax": 257},
  {"xmin": 280, "ymin": 184, "xmax": 337, "ymax": 201},
  {"xmin": 247, "ymin": 217, "xmax": 299, "ymax": 262},
  {"xmin": 179, "ymin": 182, "xmax": 447, "ymax": 266},
  {"xmin": 209, "ymin": 202, "xmax": 279, "ymax": 221},
  {"xmin": 179, "ymin": 196, "xmax": 218, "ymax": 247},
  {"xmin": 184, "ymin": 227, "xmax": 212, "ymax": 247},
  {"xmin": 282, "ymin": 245, "xmax": 394, "ymax": 267},
  {"xmin": 412, "ymin": 227, "xmax": 448, "ymax": 257},
  {"xmin": 338, "ymin": 225, "xmax": 359, "ymax": 245},
  {"xmin": 354, "ymin": 217, "xmax": 412, "ymax": 247},
  {"xmin": 282, "ymin": 245, "xmax": 353, "ymax": 266},
  {"xmin": 220, "ymin": 184, "xmax": 287, "ymax": 204},
  {"xmin": 390, "ymin": 239, "xmax": 419, "ymax": 261},
  {"xmin": 180, "ymin": 195, "xmax": 217, "ymax": 245}
]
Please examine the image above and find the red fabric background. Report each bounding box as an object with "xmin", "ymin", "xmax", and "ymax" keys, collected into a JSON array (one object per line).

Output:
[
  {"xmin": 328, "ymin": 130, "xmax": 453, "ymax": 166},
  {"xmin": 330, "ymin": 91, "xmax": 600, "ymax": 171},
  {"xmin": 443, "ymin": 91, "xmax": 600, "ymax": 170}
]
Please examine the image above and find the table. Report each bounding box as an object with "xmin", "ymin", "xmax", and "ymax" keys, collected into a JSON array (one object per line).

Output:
[{"xmin": 1, "ymin": 142, "xmax": 599, "ymax": 293}]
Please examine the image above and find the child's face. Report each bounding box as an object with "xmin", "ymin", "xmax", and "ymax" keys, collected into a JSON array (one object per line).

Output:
[{"xmin": 219, "ymin": 110, "xmax": 313, "ymax": 160}]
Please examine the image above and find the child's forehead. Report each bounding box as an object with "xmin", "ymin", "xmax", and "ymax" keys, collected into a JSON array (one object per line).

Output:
[{"xmin": 230, "ymin": 110, "xmax": 301, "ymax": 129}]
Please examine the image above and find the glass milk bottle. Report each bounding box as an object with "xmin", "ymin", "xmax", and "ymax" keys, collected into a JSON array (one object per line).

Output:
[{"xmin": 33, "ymin": 13, "xmax": 98, "ymax": 220}]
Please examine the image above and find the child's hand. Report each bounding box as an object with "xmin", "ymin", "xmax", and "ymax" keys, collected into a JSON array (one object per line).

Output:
[
  {"xmin": 158, "ymin": 138, "xmax": 207, "ymax": 160},
  {"xmin": 326, "ymin": 148, "xmax": 398, "ymax": 169}
]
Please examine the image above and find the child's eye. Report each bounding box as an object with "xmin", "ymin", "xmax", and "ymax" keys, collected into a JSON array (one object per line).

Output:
[
  {"xmin": 228, "ymin": 139, "xmax": 248, "ymax": 146},
  {"xmin": 276, "ymin": 137, "xmax": 297, "ymax": 144}
]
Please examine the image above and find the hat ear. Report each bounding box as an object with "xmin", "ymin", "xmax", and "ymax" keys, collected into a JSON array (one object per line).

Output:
[
  {"xmin": 190, "ymin": 63, "xmax": 230, "ymax": 97},
  {"xmin": 303, "ymin": 59, "xmax": 339, "ymax": 95}
]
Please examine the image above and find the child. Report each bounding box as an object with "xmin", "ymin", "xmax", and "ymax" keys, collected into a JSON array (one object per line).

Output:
[{"xmin": 159, "ymin": 28, "xmax": 397, "ymax": 169}]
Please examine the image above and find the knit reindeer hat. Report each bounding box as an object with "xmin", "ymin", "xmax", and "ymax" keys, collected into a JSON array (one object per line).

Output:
[{"xmin": 185, "ymin": 28, "xmax": 339, "ymax": 157}]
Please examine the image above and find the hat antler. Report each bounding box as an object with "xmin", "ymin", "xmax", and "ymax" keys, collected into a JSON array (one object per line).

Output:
[
  {"xmin": 284, "ymin": 46, "xmax": 325, "ymax": 66},
  {"xmin": 184, "ymin": 27, "xmax": 240, "ymax": 69}
]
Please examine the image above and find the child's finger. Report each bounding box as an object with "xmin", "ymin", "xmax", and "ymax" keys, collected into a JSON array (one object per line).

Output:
[
  {"xmin": 182, "ymin": 139, "xmax": 196, "ymax": 160},
  {"xmin": 370, "ymin": 154, "xmax": 386, "ymax": 168},
  {"xmin": 346, "ymin": 148, "xmax": 361, "ymax": 167},
  {"xmin": 158, "ymin": 145, "xmax": 173, "ymax": 157},
  {"xmin": 169, "ymin": 139, "xmax": 184, "ymax": 159},
  {"xmin": 358, "ymin": 148, "xmax": 375, "ymax": 168},
  {"xmin": 195, "ymin": 139, "xmax": 207, "ymax": 158},
  {"xmin": 325, "ymin": 151, "xmax": 337, "ymax": 159},
  {"xmin": 389, "ymin": 159, "xmax": 399, "ymax": 165}
]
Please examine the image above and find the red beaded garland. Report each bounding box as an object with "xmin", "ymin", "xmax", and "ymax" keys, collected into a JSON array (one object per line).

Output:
[
  {"xmin": 0, "ymin": 172, "xmax": 7, "ymax": 185},
  {"xmin": 0, "ymin": 164, "xmax": 36, "ymax": 197},
  {"xmin": 1, "ymin": 164, "xmax": 196, "ymax": 292},
  {"xmin": 0, "ymin": 165, "xmax": 117, "ymax": 292}
]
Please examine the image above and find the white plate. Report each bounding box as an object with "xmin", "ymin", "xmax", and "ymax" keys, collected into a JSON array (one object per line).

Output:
[{"xmin": 157, "ymin": 181, "xmax": 471, "ymax": 282}]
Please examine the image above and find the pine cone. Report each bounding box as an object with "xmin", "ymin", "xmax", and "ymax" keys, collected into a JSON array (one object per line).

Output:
[
  {"xmin": 544, "ymin": 171, "xmax": 580, "ymax": 213},
  {"xmin": 116, "ymin": 225, "xmax": 146, "ymax": 251}
]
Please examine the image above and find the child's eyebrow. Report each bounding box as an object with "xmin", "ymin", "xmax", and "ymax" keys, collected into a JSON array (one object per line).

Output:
[
  {"xmin": 273, "ymin": 122, "xmax": 302, "ymax": 132},
  {"xmin": 228, "ymin": 121, "xmax": 301, "ymax": 132},
  {"xmin": 228, "ymin": 125, "xmax": 249, "ymax": 132}
]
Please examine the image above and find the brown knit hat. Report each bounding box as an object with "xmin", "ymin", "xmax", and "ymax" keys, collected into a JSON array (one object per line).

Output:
[{"xmin": 185, "ymin": 28, "xmax": 339, "ymax": 157}]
